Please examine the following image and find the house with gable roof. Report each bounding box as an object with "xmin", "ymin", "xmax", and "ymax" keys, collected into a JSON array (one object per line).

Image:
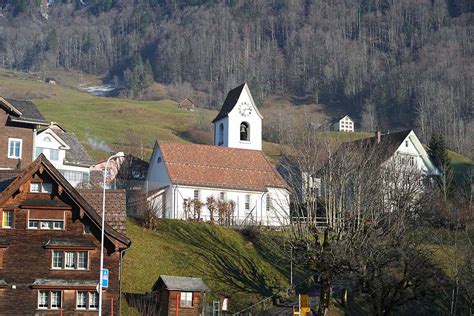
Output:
[
  {"xmin": 146, "ymin": 84, "xmax": 290, "ymax": 226},
  {"xmin": 278, "ymin": 130, "xmax": 441, "ymax": 216},
  {"xmin": 0, "ymin": 154, "xmax": 130, "ymax": 314},
  {"xmin": 35, "ymin": 123, "xmax": 95, "ymax": 187},
  {"xmin": 0, "ymin": 97, "xmax": 48, "ymax": 170},
  {"xmin": 330, "ymin": 115, "xmax": 354, "ymax": 132}
]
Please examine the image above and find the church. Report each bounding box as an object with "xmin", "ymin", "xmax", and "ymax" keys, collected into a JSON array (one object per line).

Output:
[{"xmin": 145, "ymin": 83, "xmax": 290, "ymax": 226}]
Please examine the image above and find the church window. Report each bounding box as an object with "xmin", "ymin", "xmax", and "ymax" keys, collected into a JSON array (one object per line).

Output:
[
  {"xmin": 218, "ymin": 123, "xmax": 224, "ymax": 145},
  {"xmin": 157, "ymin": 157, "xmax": 162, "ymax": 163},
  {"xmin": 240, "ymin": 122, "xmax": 250, "ymax": 141},
  {"xmin": 266, "ymin": 194, "xmax": 272, "ymax": 212},
  {"xmin": 245, "ymin": 194, "xmax": 250, "ymax": 211}
]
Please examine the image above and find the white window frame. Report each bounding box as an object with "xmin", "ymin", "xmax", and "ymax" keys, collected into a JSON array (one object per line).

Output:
[
  {"xmin": 76, "ymin": 291, "xmax": 87, "ymax": 309},
  {"xmin": 245, "ymin": 195, "xmax": 251, "ymax": 211},
  {"xmin": 52, "ymin": 250, "xmax": 63, "ymax": 269},
  {"xmin": 50, "ymin": 291, "xmax": 62, "ymax": 309},
  {"xmin": 76, "ymin": 291, "xmax": 98, "ymax": 310},
  {"xmin": 30, "ymin": 183, "xmax": 41, "ymax": 193},
  {"xmin": 52, "ymin": 250, "xmax": 88, "ymax": 270},
  {"xmin": 180, "ymin": 291, "xmax": 193, "ymax": 308},
  {"xmin": 7, "ymin": 138, "xmax": 22, "ymax": 159},
  {"xmin": 38, "ymin": 290, "xmax": 49, "ymax": 309}
]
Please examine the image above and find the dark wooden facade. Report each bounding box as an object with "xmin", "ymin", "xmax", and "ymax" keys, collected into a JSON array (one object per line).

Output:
[
  {"xmin": 0, "ymin": 155, "xmax": 131, "ymax": 315},
  {"xmin": 151, "ymin": 275, "xmax": 207, "ymax": 316}
]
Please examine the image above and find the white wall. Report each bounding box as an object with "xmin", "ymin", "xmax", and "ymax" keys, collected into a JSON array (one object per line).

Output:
[
  {"xmin": 35, "ymin": 130, "xmax": 90, "ymax": 187},
  {"xmin": 167, "ymin": 185, "xmax": 289, "ymax": 226},
  {"xmin": 214, "ymin": 85, "xmax": 262, "ymax": 151},
  {"xmin": 145, "ymin": 143, "xmax": 173, "ymax": 217}
]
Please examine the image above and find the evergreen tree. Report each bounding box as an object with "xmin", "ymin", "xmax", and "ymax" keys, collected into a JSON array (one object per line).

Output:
[{"xmin": 428, "ymin": 133, "xmax": 453, "ymax": 200}]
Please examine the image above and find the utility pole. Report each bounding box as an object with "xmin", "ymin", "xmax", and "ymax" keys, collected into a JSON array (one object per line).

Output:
[{"xmin": 290, "ymin": 246, "xmax": 293, "ymax": 286}]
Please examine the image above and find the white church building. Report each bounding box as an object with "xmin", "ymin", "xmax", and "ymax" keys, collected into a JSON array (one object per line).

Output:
[{"xmin": 145, "ymin": 83, "xmax": 291, "ymax": 226}]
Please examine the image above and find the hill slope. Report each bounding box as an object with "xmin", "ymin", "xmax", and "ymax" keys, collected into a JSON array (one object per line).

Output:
[{"xmin": 122, "ymin": 220, "xmax": 291, "ymax": 313}]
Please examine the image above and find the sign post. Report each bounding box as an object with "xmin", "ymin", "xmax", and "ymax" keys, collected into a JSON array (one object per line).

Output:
[{"xmin": 101, "ymin": 268, "xmax": 109, "ymax": 289}]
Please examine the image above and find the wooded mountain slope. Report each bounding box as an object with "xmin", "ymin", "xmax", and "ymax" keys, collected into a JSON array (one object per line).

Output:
[{"xmin": 0, "ymin": 0, "xmax": 472, "ymax": 156}]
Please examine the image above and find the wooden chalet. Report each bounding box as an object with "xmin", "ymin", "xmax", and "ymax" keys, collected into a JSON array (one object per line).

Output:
[{"xmin": 0, "ymin": 154, "xmax": 131, "ymax": 314}]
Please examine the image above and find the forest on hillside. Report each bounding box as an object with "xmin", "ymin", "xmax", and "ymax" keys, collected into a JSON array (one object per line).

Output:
[{"xmin": 0, "ymin": 0, "xmax": 472, "ymax": 156}]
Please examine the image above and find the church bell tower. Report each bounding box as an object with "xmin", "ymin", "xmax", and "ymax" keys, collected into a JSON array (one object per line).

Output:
[{"xmin": 212, "ymin": 83, "xmax": 262, "ymax": 151}]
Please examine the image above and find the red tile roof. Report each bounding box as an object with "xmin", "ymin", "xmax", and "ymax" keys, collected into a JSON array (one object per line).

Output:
[{"xmin": 158, "ymin": 142, "xmax": 289, "ymax": 191}]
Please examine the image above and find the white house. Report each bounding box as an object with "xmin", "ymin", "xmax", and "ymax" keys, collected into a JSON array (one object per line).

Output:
[
  {"xmin": 278, "ymin": 130, "xmax": 440, "ymax": 212},
  {"xmin": 146, "ymin": 83, "xmax": 291, "ymax": 226},
  {"xmin": 330, "ymin": 115, "xmax": 354, "ymax": 132},
  {"xmin": 35, "ymin": 123, "xmax": 95, "ymax": 187}
]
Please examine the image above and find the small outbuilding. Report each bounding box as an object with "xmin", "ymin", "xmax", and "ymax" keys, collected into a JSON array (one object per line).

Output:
[
  {"xmin": 178, "ymin": 98, "xmax": 196, "ymax": 111},
  {"xmin": 151, "ymin": 275, "xmax": 208, "ymax": 316}
]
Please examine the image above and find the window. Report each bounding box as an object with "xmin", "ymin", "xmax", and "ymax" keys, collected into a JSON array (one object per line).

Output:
[
  {"xmin": 2, "ymin": 210, "xmax": 13, "ymax": 228},
  {"xmin": 180, "ymin": 292, "xmax": 193, "ymax": 308},
  {"xmin": 218, "ymin": 123, "xmax": 224, "ymax": 145},
  {"xmin": 266, "ymin": 194, "xmax": 272, "ymax": 212},
  {"xmin": 76, "ymin": 292, "xmax": 87, "ymax": 309},
  {"xmin": 51, "ymin": 251, "xmax": 88, "ymax": 270},
  {"xmin": 37, "ymin": 290, "xmax": 61, "ymax": 309},
  {"xmin": 88, "ymin": 292, "xmax": 98, "ymax": 309},
  {"xmin": 405, "ymin": 140, "xmax": 409, "ymax": 147},
  {"xmin": 53, "ymin": 221, "xmax": 64, "ymax": 230},
  {"xmin": 8, "ymin": 138, "xmax": 22, "ymax": 159},
  {"xmin": 29, "ymin": 219, "xmax": 64, "ymax": 230},
  {"xmin": 35, "ymin": 147, "xmax": 60, "ymax": 161},
  {"xmin": 51, "ymin": 291, "xmax": 61, "ymax": 309},
  {"xmin": 44, "ymin": 136, "xmax": 52, "ymax": 142},
  {"xmin": 240, "ymin": 122, "xmax": 250, "ymax": 141},
  {"xmin": 30, "ymin": 183, "xmax": 41, "ymax": 192},
  {"xmin": 245, "ymin": 195, "xmax": 250, "ymax": 211},
  {"xmin": 193, "ymin": 190, "xmax": 199, "ymax": 200},
  {"xmin": 42, "ymin": 183, "xmax": 53, "ymax": 193},
  {"xmin": 38, "ymin": 291, "xmax": 49, "ymax": 309},
  {"xmin": 157, "ymin": 156, "xmax": 162, "ymax": 163},
  {"xmin": 77, "ymin": 252, "xmax": 88, "ymax": 270},
  {"xmin": 29, "ymin": 182, "xmax": 53, "ymax": 194},
  {"xmin": 65, "ymin": 252, "xmax": 76, "ymax": 269},
  {"xmin": 77, "ymin": 291, "xmax": 98, "ymax": 310},
  {"xmin": 52, "ymin": 251, "xmax": 63, "ymax": 269},
  {"xmin": 40, "ymin": 221, "xmax": 53, "ymax": 230},
  {"xmin": 83, "ymin": 224, "xmax": 91, "ymax": 234},
  {"xmin": 49, "ymin": 149, "xmax": 59, "ymax": 161},
  {"xmin": 219, "ymin": 192, "xmax": 225, "ymax": 201},
  {"xmin": 28, "ymin": 220, "xmax": 39, "ymax": 229}
]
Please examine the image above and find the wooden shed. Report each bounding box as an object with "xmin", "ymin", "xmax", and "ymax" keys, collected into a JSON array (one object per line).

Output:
[
  {"xmin": 178, "ymin": 98, "xmax": 196, "ymax": 111},
  {"xmin": 151, "ymin": 275, "xmax": 207, "ymax": 316}
]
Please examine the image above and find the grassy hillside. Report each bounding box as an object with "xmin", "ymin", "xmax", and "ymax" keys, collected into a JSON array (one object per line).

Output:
[{"xmin": 122, "ymin": 220, "xmax": 290, "ymax": 313}]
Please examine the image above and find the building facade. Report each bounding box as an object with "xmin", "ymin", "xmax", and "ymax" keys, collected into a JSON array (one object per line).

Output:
[
  {"xmin": 35, "ymin": 124, "xmax": 95, "ymax": 188},
  {"xmin": 146, "ymin": 84, "xmax": 290, "ymax": 226},
  {"xmin": 0, "ymin": 97, "xmax": 48, "ymax": 170},
  {"xmin": 0, "ymin": 155, "xmax": 130, "ymax": 314},
  {"xmin": 330, "ymin": 115, "xmax": 354, "ymax": 132}
]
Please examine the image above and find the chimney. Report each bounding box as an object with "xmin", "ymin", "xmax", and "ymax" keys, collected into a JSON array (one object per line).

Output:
[{"xmin": 375, "ymin": 131, "xmax": 381, "ymax": 144}]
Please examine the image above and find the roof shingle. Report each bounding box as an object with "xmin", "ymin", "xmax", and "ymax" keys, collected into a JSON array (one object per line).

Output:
[
  {"xmin": 78, "ymin": 189, "xmax": 127, "ymax": 235},
  {"xmin": 4, "ymin": 98, "xmax": 48, "ymax": 125},
  {"xmin": 158, "ymin": 142, "xmax": 288, "ymax": 191}
]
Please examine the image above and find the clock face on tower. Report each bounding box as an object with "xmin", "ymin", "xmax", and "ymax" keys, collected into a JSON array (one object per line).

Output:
[{"xmin": 238, "ymin": 101, "xmax": 252, "ymax": 117}]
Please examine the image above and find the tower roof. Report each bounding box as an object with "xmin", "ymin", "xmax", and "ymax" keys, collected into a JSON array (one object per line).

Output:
[{"xmin": 212, "ymin": 83, "xmax": 246, "ymax": 123}]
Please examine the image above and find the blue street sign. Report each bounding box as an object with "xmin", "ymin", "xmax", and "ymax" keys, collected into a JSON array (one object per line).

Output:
[{"xmin": 101, "ymin": 269, "xmax": 109, "ymax": 288}]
